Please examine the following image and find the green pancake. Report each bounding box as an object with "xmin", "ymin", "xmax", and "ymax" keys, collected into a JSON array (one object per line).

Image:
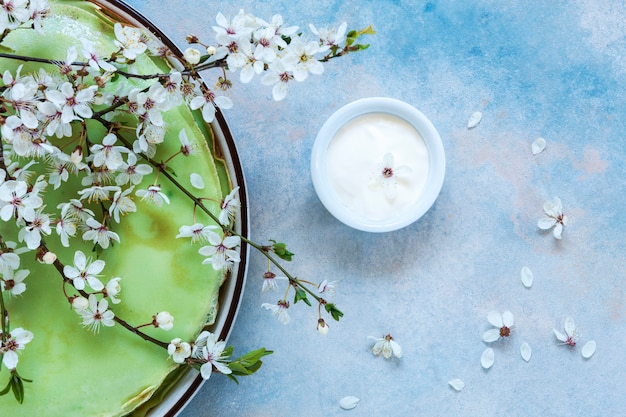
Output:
[{"xmin": 0, "ymin": 1, "xmax": 229, "ymax": 415}]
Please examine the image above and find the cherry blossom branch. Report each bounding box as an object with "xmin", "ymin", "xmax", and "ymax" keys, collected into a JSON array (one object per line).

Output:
[{"xmin": 38, "ymin": 241, "xmax": 168, "ymax": 349}]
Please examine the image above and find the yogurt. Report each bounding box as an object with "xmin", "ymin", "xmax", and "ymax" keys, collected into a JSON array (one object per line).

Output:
[{"xmin": 325, "ymin": 113, "xmax": 430, "ymax": 220}]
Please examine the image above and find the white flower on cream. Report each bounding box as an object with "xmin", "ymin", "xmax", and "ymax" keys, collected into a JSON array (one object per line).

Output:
[
  {"xmin": 176, "ymin": 223, "xmax": 218, "ymax": 243},
  {"xmin": 538, "ymin": 197, "xmax": 567, "ymax": 239},
  {"xmin": 482, "ymin": 310, "xmax": 514, "ymax": 343},
  {"xmin": 155, "ymin": 311, "xmax": 174, "ymax": 331},
  {"xmin": 371, "ymin": 153, "xmax": 412, "ymax": 199},
  {"xmin": 168, "ymin": 338, "xmax": 191, "ymax": 364},
  {"xmin": 136, "ymin": 184, "xmax": 170, "ymax": 207},
  {"xmin": 368, "ymin": 334, "xmax": 402, "ymax": 359},
  {"xmin": 183, "ymin": 47, "xmax": 201, "ymax": 65}
]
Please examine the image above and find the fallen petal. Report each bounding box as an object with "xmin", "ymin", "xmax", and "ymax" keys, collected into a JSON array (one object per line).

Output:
[
  {"xmin": 520, "ymin": 342, "xmax": 532, "ymax": 362},
  {"xmin": 581, "ymin": 340, "xmax": 596, "ymax": 359},
  {"xmin": 190, "ymin": 173, "xmax": 205, "ymax": 189},
  {"xmin": 467, "ymin": 111, "xmax": 482, "ymax": 129},
  {"xmin": 532, "ymin": 137, "xmax": 547, "ymax": 155},
  {"xmin": 553, "ymin": 328, "xmax": 567, "ymax": 343},
  {"xmin": 339, "ymin": 396, "xmax": 360, "ymax": 410},
  {"xmin": 521, "ymin": 266, "xmax": 533, "ymax": 288},
  {"xmin": 537, "ymin": 217, "xmax": 557, "ymax": 230},
  {"xmin": 481, "ymin": 347, "xmax": 495, "ymax": 369},
  {"xmin": 487, "ymin": 310, "xmax": 503, "ymax": 328},
  {"xmin": 448, "ymin": 379, "xmax": 465, "ymax": 391},
  {"xmin": 482, "ymin": 328, "xmax": 501, "ymax": 343}
]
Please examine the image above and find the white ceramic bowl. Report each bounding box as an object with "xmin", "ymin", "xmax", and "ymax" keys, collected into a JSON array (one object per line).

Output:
[{"xmin": 311, "ymin": 97, "xmax": 446, "ymax": 232}]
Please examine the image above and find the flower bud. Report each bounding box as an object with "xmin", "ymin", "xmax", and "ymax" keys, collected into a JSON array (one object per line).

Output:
[
  {"xmin": 72, "ymin": 296, "xmax": 89, "ymax": 311},
  {"xmin": 206, "ymin": 45, "xmax": 217, "ymax": 56},
  {"xmin": 155, "ymin": 311, "xmax": 174, "ymax": 331},
  {"xmin": 186, "ymin": 34, "xmax": 199, "ymax": 44},
  {"xmin": 317, "ymin": 319, "xmax": 329, "ymax": 335},
  {"xmin": 183, "ymin": 47, "xmax": 201, "ymax": 65}
]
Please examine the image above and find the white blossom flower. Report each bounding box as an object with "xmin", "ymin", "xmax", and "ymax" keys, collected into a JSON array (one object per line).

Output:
[
  {"xmin": 317, "ymin": 279, "xmax": 338, "ymax": 301},
  {"xmin": 0, "ymin": 179, "xmax": 43, "ymax": 222},
  {"xmin": 261, "ymin": 300, "xmax": 290, "ymax": 324},
  {"xmin": 63, "ymin": 250, "xmax": 105, "ymax": 291},
  {"xmin": 90, "ymin": 133, "xmax": 129, "ymax": 170},
  {"xmin": 368, "ymin": 334, "xmax": 402, "ymax": 359},
  {"xmin": 538, "ymin": 197, "xmax": 568, "ymax": 239},
  {"xmin": 105, "ymin": 277, "xmax": 122, "ymax": 304},
  {"xmin": 27, "ymin": 0, "xmax": 50, "ymax": 34},
  {"xmin": 18, "ymin": 207, "xmax": 51, "ymax": 249},
  {"xmin": 57, "ymin": 198, "xmax": 95, "ymax": 222},
  {"xmin": 218, "ymin": 186, "xmax": 240, "ymax": 226},
  {"xmin": 77, "ymin": 184, "xmax": 120, "ymax": 204},
  {"xmin": 80, "ymin": 294, "xmax": 115, "ymax": 333},
  {"xmin": 189, "ymin": 89, "xmax": 233, "ymax": 123},
  {"xmin": 175, "ymin": 223, "xmax": 218, "ymax": 243},
  {"xmin": 81, "ymin": 38, "xmax": 117, "ymax": 73},
  {"xmin": 371, "ymin": 153, "xmax": 412, "ymax": 199},
  {"xmin": 113, "ymin": 23, "xmax": 147, "ymax": 60},
  {"xmin": 285, "ymin": 37, "xmax": 325, "ymax": 82},
  {"xmin": 45, "ymin": 82, "xmax": 97, "ymax": 123},
  {"xmin": 553, "ymin": 317, "xmax": 579, "ymax": 347},
  {"xmin": 135, "ymin": 184, "xmax": 170, "ymax": 207},
  {"xmin": 194, "ymin": 330, "xmax": 231, "ymax": 380},
  {"xmin": 109, "ymin": 186, "xmax": 136, "ymax": 223},
  {"xmin": 1, "ymin": 267, "xmax": 29, "ymax": 296},
  {"xmin": 168, "ymin": 338, "xmax": 192, "ymax": 364},
  {"xmin": 116, "ymin": 152, "xmax": 152, "ymax": 186},
  {"xmin": 183, "ymin": 47, "xmax": 201, "ymax": 65},
  {"xmin": 6, "ymin": 79, "xmax": 39, "ymax": 129},
  {"xmin": 261, "ymin": 271, "xmax": 287, "ymax": 293},
  {"xmin": 82, "ymin": 217, "xmax": 120, "ymax": 249},
  {"xmin": 482, "ymin": 310, "xmax": 514, "ymax": 342},
  {"xmin": 198, "ymin": 232, "xmax": 241, "ymax": 270},
  {"xmin": 317, "ymin": 318, "xmax": 329, "ymax": 335},
  {"xmin": 0, "ymin": 249, "xmax": 20, "ymax": 271},
  {"xmin": 0, "ymin": 0, "xmax": 30, "ymax": 32},
  {"xmin": 178, "ymin": 129, "xmax": 199, "ymax": 156},
  {"xmin": 261, "ymin": 59, "xmax": 294, "ymax": 101},
  {"xmin": 155, "ymin": 311, "xmax": 174, "ymax": 331},
  {"xmin": 212, "ymin": 10, "xmax": 254, "ymax": 46},
  {"xmin": 0, "ymin": 327, "xmax": 34, "ymax": 370},
  {"xmin": 309, "ymin": 22, "xmax": 348, "ymax": 49}
]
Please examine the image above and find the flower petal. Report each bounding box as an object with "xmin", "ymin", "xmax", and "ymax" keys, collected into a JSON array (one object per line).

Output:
[
  {"xmin": 553, "ymin": 328, "xmax": 567, "ymax": 342},
  {"xmin": 390, "ymin": 340, "xmax": 402, "ymax": 358},
  {"xmin": 502, "ymin": 311, "xmax": 514, "ymax": 327},
  {"xmin": 532, "ymin": 137, "xmax": 547, "ymax": 155},
  {"xmin": 520, "ymin": 342, "xmax": 532, "ymax": 362},
  {"xmin": 564, "ymin": 317, "xmax": 576, "ymax": 337},
  {"xmin": 520, "ymin": 266, "xmax": 533, "ymax": 288},
  {"xmin": 467, "ymin": 111, "xmax": 482, "ymax": 129},
  {"xmin": 538, "ymin": 217, "xmax": 557, "ymax": 230},
  {"xmin": 482, "ymin": 328, "xmax": 501, "ymax": 343},
  {"xmin": 448, "ymin": 379, "xmax": 465, "ymax": 392},
  {"xmin": 581, "ymin": 340, "xmax": 596, "ymax": 359},
  {"xmin": 553, "ymin": 223, "xmax": 563, "ymax": 239},
  {"xmin": 487, "ymin": 311, "xmax": 503, "ymax": 328},
  {"xmin": 481, "ymin": 347, "xmax": 494, "ymax": 369},
  {"xmin": 339, "ymin": 396, "xmax": 360, "ymax": 410},
  {"xmin": 190, "ymin": 173, "xmax": 205, "ymax": 189}
]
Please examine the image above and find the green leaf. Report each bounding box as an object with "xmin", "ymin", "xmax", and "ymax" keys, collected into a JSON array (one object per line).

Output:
[
  {"xmin": 293, "ymin": 288, "xmax": 311, "ymax": 306},
  {"xmin": 269, "ymin": 240, "xmax": 294, "ymax": 261},
  {"xmin": 324, "ymin": 303, "xmax": 344, "ymax": 321},
  {"xmin": 0, "ymin": 379, "xmax": 11, "ymax": 396}
]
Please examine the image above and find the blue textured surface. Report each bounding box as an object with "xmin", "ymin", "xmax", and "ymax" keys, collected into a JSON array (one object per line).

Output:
[{"xmin": 124, "ymin": 1, "xmax": 626, "ymax": 416}]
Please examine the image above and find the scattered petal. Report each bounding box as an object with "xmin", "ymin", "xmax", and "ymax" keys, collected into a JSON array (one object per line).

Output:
[
  {"xmin": 520, "ymin": 266, "xmax": 533, "ymax": 288},
  {"xmin": 520, "ymin": 342, "xmax": 532, "ymax": 362},
  {"xmin": 481, "ymin": 347, "xmax": 495, "ymax": 369},
  {"xmin": 467, "ymin": 111, "xmax": 482, "ymax": 129},
  {"xmin": 482, "ymin": 328, "xmax": 501, "ymax": 343},
  {"xmin": 339, "ymin": 396, "xmax": 360, "ymax": 410},
  {"xmin": 581, "ymin": 340, "xmax": 596, "ymax": 359},
  {"xmin": 190, "ymin": 173, "xmax": 205, "ymax": 189},
  {"xmin": 448, "ymin": 379, "xmax": 465, "ymax": 391},
  {"xmin": 532, "ymin": 137, "xmax": 547, "ymax": 155}
]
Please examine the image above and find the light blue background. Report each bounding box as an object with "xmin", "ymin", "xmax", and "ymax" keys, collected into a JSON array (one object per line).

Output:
[{"xmin": 125, "ymin": 1, "xmax": 626, "ymax": 416}]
